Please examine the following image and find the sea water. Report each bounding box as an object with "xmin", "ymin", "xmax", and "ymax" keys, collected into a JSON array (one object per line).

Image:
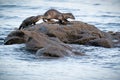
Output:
[{"xmin": 0, "ymin": 0, "xmax": 120, "ymax": 80}]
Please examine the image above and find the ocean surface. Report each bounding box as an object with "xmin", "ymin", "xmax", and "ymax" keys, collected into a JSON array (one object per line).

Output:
[{"xmin": 0, "ymin": 0, "xmax": 120, "ymax": 80}]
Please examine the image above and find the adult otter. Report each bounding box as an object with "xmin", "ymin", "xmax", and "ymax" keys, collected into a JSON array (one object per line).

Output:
[
  {"xmin": 19, "ymin": 15, "xmax": 43, "ymax": 30},
  {"xmin": 43, "ymin": 9, "xmax": 75, "ymax": 24}
]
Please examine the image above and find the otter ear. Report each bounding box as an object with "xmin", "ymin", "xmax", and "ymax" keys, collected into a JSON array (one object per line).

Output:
[{"xmin": 66, "ymin": 13, "xmax": 72, "ymax": 15}]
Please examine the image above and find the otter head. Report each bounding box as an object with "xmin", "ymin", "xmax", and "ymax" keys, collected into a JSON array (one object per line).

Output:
[
  {"xmin": 63, "ymin": 13, "xmax": 75, "ymax": 19},
  {"xmin": 36, "ymin": 15, "xmax": 44, "ymax": 20}
]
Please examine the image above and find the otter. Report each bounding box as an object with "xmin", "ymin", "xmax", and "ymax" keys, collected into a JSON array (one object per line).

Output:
[
  {"xmin": 18, "ymin": 15, "xmax": 43, "ymax": 30},
  {"xmin": 43, "ymin": 9, "xmax": 75, "ymax": 24}
]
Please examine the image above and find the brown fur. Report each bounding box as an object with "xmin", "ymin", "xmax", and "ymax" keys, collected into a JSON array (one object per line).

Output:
[
  {"xmin": 19, "ymin": 15, "xmax": 43, "ymax": 30},
  {"xmin": 43, "ymin": 9, "xmax": 75, "ymax": 24}
]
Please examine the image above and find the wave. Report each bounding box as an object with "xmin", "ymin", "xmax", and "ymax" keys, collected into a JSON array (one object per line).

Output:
[
  {"xmin": 94, "ymin": 22, "xmax": 120, "ymax": 27},
  {"xmin": 0, "ymin": 4, "xmax": 20, "ymax": 8},
  {"xmin": 93, "ymin": 3, "xmax": 100, "ymax": 5},
  {"xmin": 0, "ymin": 4, "xmax": 29, "ymax": 9},
  {"xmin": 0, "ymin": 15, "xmax": 19, "ymax": 19},
  {"xmin": 105, "ymin": 23, "xmax": 120, "ymax": 26},
  {"xmin": 99, "ymin": 15, "xmax": 120, "ymax": 18}
]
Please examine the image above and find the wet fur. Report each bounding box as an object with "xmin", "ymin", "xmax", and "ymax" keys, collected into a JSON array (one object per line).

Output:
[
  {"xmin": 43, "ymin": 9, "xmax": 75, "ymax": 24},
  {"xmin": 19, "ymin": 15, "xmax": 42, "ymax": 30}
]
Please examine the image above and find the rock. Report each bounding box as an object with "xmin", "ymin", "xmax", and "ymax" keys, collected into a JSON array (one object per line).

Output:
[
  {"xmin": 4, "ymin": 21, "xmax": 114, "ymax": 48},
  {"xmin": 4, "ymin": 30, "xmax": 28, "ymax": 45},
  {"xmin": 87, "ymin": 32, "xmax": 114, "ymax": 48},
  {"xmin": 4, "ymin": 29, "xmax": 79, "ymax": 58},
  {"xmin": 28, "ymin": 21, "xmax": 113, "ymax": 47},
  {"xmin": 88, "ymin": 38, "xmax": 113, "ymax": 48},
  {"xmin": 4, "ymin": 36, "xmax": 26, "ymax": 45},
  {"xmin": 108, "ymin": 32, "xmax": 120, "ymax": 47},
  {"xmin": 36, "ymin": 45, "xmax": 85, "ymax": 58},
  {"xmin": 36, "ymin": 45, "xmax": 72, "ymax": 58},
  {"xmin": 34, "ymin": 21, "xmax": 105, "ymax": 44},
  {"xmin": 24, "ymin": 31, "xmax": 51, "ymax": 51},
  {"xmin": 4, "ymin": 21, "xmax": 117, "ymax": 58}
]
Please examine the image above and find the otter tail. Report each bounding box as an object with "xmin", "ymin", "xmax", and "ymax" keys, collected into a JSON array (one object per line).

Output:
[{"xmin": 18, "ymin": 23, "xmax": 23, "ymax": 30}]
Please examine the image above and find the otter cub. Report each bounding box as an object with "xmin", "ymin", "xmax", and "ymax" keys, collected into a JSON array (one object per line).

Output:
[
  {"xmin": 43, "ymin": 9, "xmax": 75, "ymax": 24},
  {"xmin": 19, "ymin": 15, "xmax": 43, "ymax": 30}
]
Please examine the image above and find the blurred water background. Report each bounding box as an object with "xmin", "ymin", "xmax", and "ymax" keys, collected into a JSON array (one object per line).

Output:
[{"xmin": 0, "ymin": 0, "xmax": 120, "ymax": 80}]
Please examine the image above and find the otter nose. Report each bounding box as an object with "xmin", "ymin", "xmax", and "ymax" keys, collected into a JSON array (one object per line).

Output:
[{"xmin": 73, "ymin": 16, "xmax": 75, "ymax": 19}]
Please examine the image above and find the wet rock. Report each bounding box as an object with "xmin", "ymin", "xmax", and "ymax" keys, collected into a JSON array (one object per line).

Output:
[
  {"xmin": 23, "ymin": 31, "xmax": 51, "ymax": 51},
  {"xmin": 88, "ymin": 38, "xmax": 113, "ymax": 48},
  {"xmin": 4, "ymin": 30, "xmax": 28, "ymax": 45},
  {"xmin": 4, "ymin": 21, "xmax": 118, "ymax": 57},
  {"xmin": 4, "ymin": 36, "xmax": 26, "ymax": 45},
  {"xmin": 36, "ymin": 45, "xmax": 72, "ymax": 58},
  {"xmin": 4, "ymin": 30, "xmax": 79, "ymax": 57},
  {"xmin": 4, "ymin": 21, "xmax": 114, "ymax": 48},
  {"xmin": 87, "ymin": 32, "xmax": 114, "ymax": 48},
  {"xmin": 36, "ymin": 45, "xmax": 85, "ymax": 58},
  {"xmin": 108, "ymin": 32, "xmax": 120, "ymax": 47},
  {"xmin": 28, "ymin": 21, "xmax": 113, "ymax": 47},
  {"xmin": 34, "ymin": 21, "xmax": 105, "ymax": 44}
]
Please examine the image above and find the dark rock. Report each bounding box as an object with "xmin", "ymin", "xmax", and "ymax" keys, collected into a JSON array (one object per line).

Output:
[
  {"xmin": 108, "ymin": 32, "xmax": 120, "ymax": 47},
  {"xmin": 4, "ymin": 21, "xmax": 114, "ymax": 48},
  {"xmin": 88, "ymin": 38, "xmax": 113, "ymax": 48},
  {"xmin": 36, "ymin": 45, "xmax": 72, "ymax": 58},
  {"xmin": 4, "ymin": 21, "xmax": 118, "ymax": 58},
  {"xmin": 4, "ymin": 30, "xmax": 27, "ymax": 45},
  {"xmin": 4, "ymin": 36, "xmax": 26, "ymax": 45},
  {"xmin": 29, "ymin": 21, "xmax": 113, "ymax": 48}
]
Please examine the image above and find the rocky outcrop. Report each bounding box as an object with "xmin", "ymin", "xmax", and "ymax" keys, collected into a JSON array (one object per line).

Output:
[
  {"xmin": 4, "ymin": 30, "xmax": 27, "ymax": 45},
  {"xmin": 4, "ymin": 21, "xmax": 118, "ymax": 57},
  {"xmin": 26, "ymin": 21, "xmax": 113, "ymax": 48},
  {"xmin": 4, "ymin": 29, "xmax": 84, "ymax": 57}
]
